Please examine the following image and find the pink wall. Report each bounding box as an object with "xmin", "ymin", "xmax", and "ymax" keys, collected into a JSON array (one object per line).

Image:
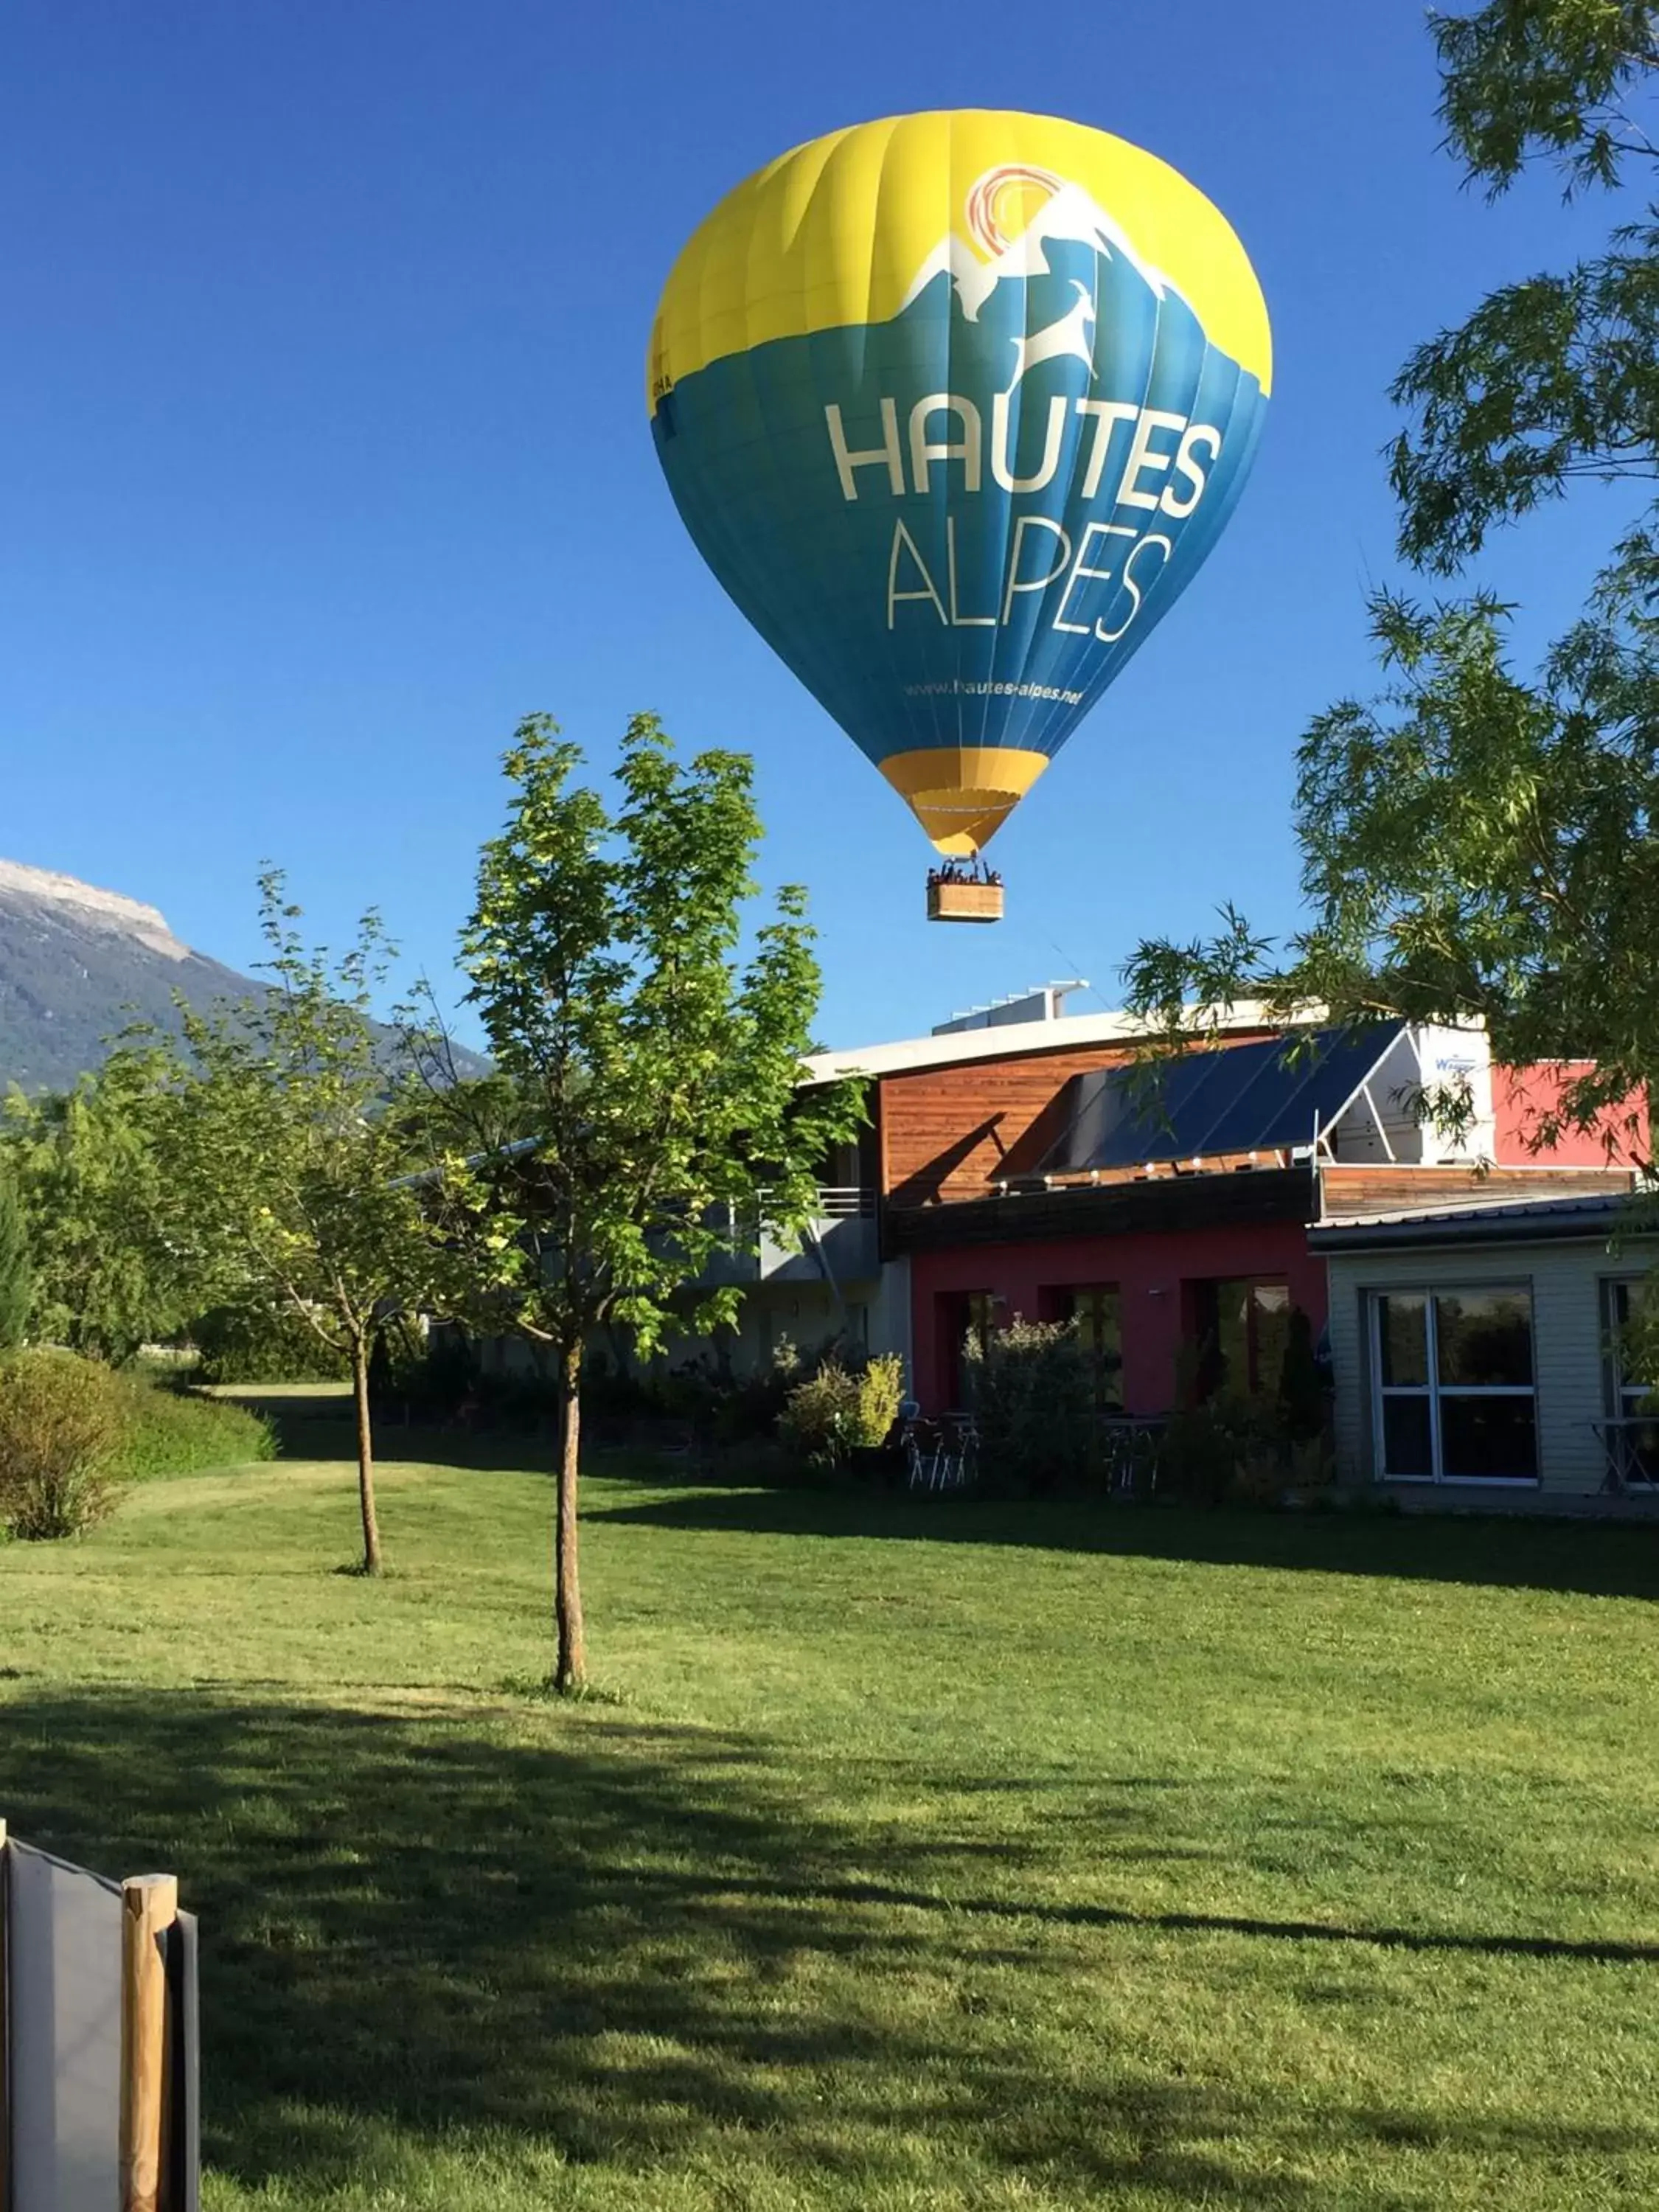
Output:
[
  {"xmin": 1495, "ymin": 1063, "xmax": 1647, "ymax": 1166},
  {"xmin": 908, "ymin": 1218, "xmax": 1327, "ymax": 1416}
]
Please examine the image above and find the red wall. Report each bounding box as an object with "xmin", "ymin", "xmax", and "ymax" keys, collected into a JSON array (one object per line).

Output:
[
  {"xmin": 1495, "ymin": 1063, "xmax": 1646, "ymax": 1166},
  {"xmin": 908, "ymin": 1220, "xmax": 1327, "ymax": 1416}
]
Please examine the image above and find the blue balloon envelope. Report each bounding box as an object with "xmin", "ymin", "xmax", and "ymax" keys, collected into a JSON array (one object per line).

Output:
[{"xmin": 650, "ymin": 113, "xmax": 1272, "ymax": 856}]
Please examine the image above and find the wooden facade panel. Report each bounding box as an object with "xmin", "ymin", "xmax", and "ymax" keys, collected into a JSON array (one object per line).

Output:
[
  {"xmin": 877, "ymin": 1032, "xmax": 1281, "ymax": 1207},
  {"xmin": 879, "ymin": 1047, "xmax": 1139, "ymax": 1206},
  {"xmin": 1320, "ymin": 1164, "xmax": 1634, "ymax": 1218}
]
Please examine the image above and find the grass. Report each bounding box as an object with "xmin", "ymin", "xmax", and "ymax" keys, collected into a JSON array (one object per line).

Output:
[{"xmin": 1, "ymin": 1434, "xmax": 1658, "ymax": 2209}]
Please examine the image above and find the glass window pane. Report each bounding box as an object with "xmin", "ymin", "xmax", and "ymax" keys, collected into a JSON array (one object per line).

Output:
[
  {"xmin": 1627, "ymin": 1415, "xmax": 1659, "ymax": 1486},
  {"xmin": 1610, "ymin": 1280, "xmax": 1658, "ymax": 1396},
  {"xmin": 1215, "ymin": 1279, "xmax": 1251, "ymax": 1393},
  {"xmin": 1380, "ymin": 1394, "xmax": 1433, "ymax": 1477},
  {"xmin": 1439, "ymin": 1394, "xmax": 1537, "ymax": 1480},
  {"xmin": 1377, "ymin": 1295, "xmax": 1428, "ymax": 1387},
  {"xmin": 1251, "ymin": 1284, "xmax": 1291, "ymax": 1398},
  {"xmin": 1435, "ymin": 1290, "xmax": 1533, "ymax": 1387},
  {"xmin": 1066, "ymin": 1287, "xmax": 1123, "ymax": 1411}
]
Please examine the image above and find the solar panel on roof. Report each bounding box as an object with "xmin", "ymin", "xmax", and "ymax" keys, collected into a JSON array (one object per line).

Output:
[
  {"xmin": 1197, "ymin": 1027, "xmax": 1397, "ymax": 1156},
  {"xmin": 1033, "ymin": 1025, "xmax": 1402, "ymax": 1175}
]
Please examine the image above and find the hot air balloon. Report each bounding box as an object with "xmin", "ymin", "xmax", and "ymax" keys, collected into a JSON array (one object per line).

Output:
[{"xmin": 647, "ymin": 110, "xmax": 1271, "ymax": 921}]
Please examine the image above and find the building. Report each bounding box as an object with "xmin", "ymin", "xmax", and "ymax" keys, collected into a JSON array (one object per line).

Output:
[
  {"xmin": 509, "ymin": 980, "xmax": 1645, "ymax": 1498},
  {"xmin": 687, "ymin": 984, "xmax": 1645, "ymax": 1498},
  {"xmin": 1313, "ymin": 1191, "xmax": 1658, "ymax": 1498}
]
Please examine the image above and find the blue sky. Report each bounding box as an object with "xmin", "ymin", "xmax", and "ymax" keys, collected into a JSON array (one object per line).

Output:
[{"xmin": 0, "ymin": 2, "xmax": 1629, "ymax": 1050}]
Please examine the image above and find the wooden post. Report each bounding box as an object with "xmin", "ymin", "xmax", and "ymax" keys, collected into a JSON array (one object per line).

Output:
[{"xmin": 119, "ymin": 1874, "xmax": 178, "ymax": 2212}]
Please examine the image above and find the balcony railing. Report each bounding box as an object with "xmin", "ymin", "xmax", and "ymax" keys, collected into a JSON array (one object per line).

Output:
[
  {"xmin": 813, "ymin": 1184, "xmax": 877, "ymax": 1219},
  {"xmin": 734, "ymin": 1185, "xmax": 874, "ymax": 1222}
]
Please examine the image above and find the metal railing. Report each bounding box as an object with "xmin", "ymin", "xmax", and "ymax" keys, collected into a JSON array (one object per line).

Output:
[
  {"xmin": 1591, "ymin": 1417, "xmax": 1659, "ymax": 1495},
  {"xmin": 813, "ymin": 1184, "xmax": 877, "ymax": 1219},
  {"xmin": 737, "ymin": 1185, "xmax": 875, "ymax": 1222}
]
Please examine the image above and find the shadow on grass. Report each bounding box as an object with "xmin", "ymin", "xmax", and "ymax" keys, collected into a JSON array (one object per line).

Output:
[
  {"xmin": 1, "ymin": 1691, "xmax": 1655, "ymax": 2202},
  {"xmin": 586, "ymin": 1484, "xmax": 1659, "ymax": 1603},
  {"xmin": 218, "ymin": 1391, "xmax": 563, "ymax": 1473},
  {"xmin": 219, "ymin": 1386, "xmax": 1659, "ymax": 1606}
]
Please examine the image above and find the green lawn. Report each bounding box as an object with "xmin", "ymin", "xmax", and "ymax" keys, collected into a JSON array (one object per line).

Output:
[{"xmin": 3, "ymin": 1443, "xmax": 1658, "ymax": 2209}]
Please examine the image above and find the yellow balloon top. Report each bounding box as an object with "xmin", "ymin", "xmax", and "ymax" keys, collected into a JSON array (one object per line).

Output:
[{"xmin": 649, "ymin": 108, "xmax": 1273, "ymax": 411}]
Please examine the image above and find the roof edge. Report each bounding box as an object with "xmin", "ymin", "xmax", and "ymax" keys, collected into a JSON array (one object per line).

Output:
[{"xmin": 802, "ymin": 999, "xmax": 1315, "ymax": 1086}]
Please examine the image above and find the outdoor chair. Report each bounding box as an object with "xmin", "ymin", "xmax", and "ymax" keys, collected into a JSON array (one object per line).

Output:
[
  {"xmin": 903, "ymin": 1414, "xmax": 975, "ymax": 1492},
  {"xmin": 1099, "ymin": 1416, "xmax": 1166, "ymax": 1498}
]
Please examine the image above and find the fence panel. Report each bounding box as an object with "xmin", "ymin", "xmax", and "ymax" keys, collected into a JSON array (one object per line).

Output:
[{"xmin": 8, "ymin": 1840, "xmax": 124, "ymax": 2212}]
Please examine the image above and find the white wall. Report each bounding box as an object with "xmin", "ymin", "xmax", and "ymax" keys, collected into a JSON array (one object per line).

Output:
[
  {"xmin": 866, "ymin": 1253, "xmax": 912, "ymax": 1382},
  {"xmin": 1411, "ymin": 1024, "xmax": 1496, "ymax": 1164},
  {"xmin": 1326, "ymin": 1235, "xmax": 1655, "ymax": 1494}
]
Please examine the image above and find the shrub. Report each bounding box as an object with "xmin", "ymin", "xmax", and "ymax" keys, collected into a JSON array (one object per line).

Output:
[
  {"xmin": 1285, "ymin": 1432, "xmax": 1336, "ymax": 1493},
  {"xmin": 779, "ymin": 1365, "xmax": 860, "ymax": 1467},
  {"xmin": 106, "ymin": 1372, "xmax": 276, "ymax": 1479},
  {"xmin": 855, "ymin": 1353, "xmax": 905, "ymax": 1450},
  {"xmin": 417, "ymin": 1324, "xmax": 479, "ymax": 1418},
  {"xmin": 779, "ymin": 1354, "xmax": 904, "ymax": 1469},
  {"xmin": 1276, "ymin": 1307, "xmax": 1329, "ymax": 1443},
  {"xmin": 0, "ymin": 1352, "xmax": 278, "ymax": 1540},
  {"xmin": 191, "ymin": 1302, "xmax": 349, "ymax": 1384},
  {"xmin": 963, "ymin": 1318, "xmax": 1095, "ymax": 1495},
  {"xmin": 1159, "ymin": 1389, "xmax": 1338, "ymax": 1509},
  {"xmin": 1160, "ymin": 1391, "xmax": 1282, "ymax": 1507},
  {"xmin": 0, "ymin": 1348, "xmax": 121, "ymax": 1539}
]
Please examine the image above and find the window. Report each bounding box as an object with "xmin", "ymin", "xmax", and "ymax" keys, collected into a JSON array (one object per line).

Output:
[
  {"xmin": 1048, "ymin": 1284, "xmax": 1124, "ymax": 1411},
  {"xmin": 1370, "ymin": 1287, "xmax": 1537, "ymax": 1482},
  {"xmin": 1601, "ymin": 1279, "xmax": 1659, "ymax": 1486},
  {"xmin": 939, "ymin": 1290, "xmax": 995, "ymax": 1411},
  {"xmin": 1191, "ymin": 1277, "xmax": 1291, "ymax": 1399}
]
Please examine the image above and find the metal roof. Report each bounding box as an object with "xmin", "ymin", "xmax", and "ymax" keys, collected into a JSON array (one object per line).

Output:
[
  {"xmin": 1310, "ymin": 1188, "xmax": 1647, "ymax": 1251},
  {"xmin": 799, "ymin": 999, "xmax": 1295, "ymax": 1086},
  {"xmin": 1029, "ymin": 1024, "xmax": 1402, "ymax": 1176}
]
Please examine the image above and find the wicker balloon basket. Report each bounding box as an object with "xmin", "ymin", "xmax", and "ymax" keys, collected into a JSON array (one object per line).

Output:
[{"xmin": 926, "ymin": 872, "xmax": 1004, "ymax": 923}]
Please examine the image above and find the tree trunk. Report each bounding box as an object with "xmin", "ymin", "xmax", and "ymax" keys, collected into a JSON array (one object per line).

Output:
[
  {"xmin": 351, "ymin": 1335, "xmax": 383, "ymax": 1576},
  {"xmin": 554, "ymin": 1338, "xmax": 586, "ymax": 1691}
]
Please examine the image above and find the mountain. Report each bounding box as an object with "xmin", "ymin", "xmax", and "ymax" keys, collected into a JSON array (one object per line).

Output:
[
  {"xmin": 0, "ymin": 860, "xmax": 484, "ymax": 1093},
  {"xmin": 899, "ymin": 179, "xmax": 1184, "ymax": 329}
]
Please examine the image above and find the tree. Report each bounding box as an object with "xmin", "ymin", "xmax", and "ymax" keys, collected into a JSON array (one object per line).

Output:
[
  {"xmin": 1392, "ymin": 2, "xmax": 1659, "ymax": 572},
  {"xmin": 0, "ymin": 1155, "xmax": 32, "ymax": 1349},
  {"xmin": 1, "ymin": 1059, "xmax": 192, "ymax": 1362},
  {"xmin": 142, "ymin": 875, "xmax": 453, "ymax": 1574},
  {"xmin": 1124, "ymin": 3, "xmax": 1659, "ymax": 1163},
  {"xmin": 420, "ymin": 714, "xmax": 862, "ymax": 1691}
]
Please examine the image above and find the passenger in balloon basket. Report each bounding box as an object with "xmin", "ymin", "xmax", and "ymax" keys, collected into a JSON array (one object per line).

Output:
[{"xmin": 927, "ymin": 857, "xmax": 1002, "ymax": 889}]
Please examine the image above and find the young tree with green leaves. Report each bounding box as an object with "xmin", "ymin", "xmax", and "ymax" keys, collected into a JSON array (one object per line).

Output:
[
  {"xmin": 1124, "ymin": 2, "xmax": 1659, "ymax": 1165},
  {"xmin": 2, "ymin": 1057, "xmax": 192, "ymax": 1362},
  {"xmin": 420, "ymin": 714, "xmax": 862, "ymax": 1692},
  {"xmin": 0, "ymin": 1155, "xmax": 32, "ymax": 1350},
  {"xmin": 141, "ymin": 875, "xmax": 453, "ymax": 1574}
]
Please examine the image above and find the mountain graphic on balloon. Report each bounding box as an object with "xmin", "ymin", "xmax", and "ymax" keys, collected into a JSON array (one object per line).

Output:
[
  {"xmin": 648, "ymin": 113, "xmax": 1273, "ymax": 913},
  {"xmin": 905, "ymin": 170, "xmax": 1181, "ymax": 331}
]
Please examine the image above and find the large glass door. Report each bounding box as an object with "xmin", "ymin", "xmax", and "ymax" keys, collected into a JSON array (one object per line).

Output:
[{"xmin": 1371, "ymin": 1287, "xmax": 1537, "ymax": 1482}]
